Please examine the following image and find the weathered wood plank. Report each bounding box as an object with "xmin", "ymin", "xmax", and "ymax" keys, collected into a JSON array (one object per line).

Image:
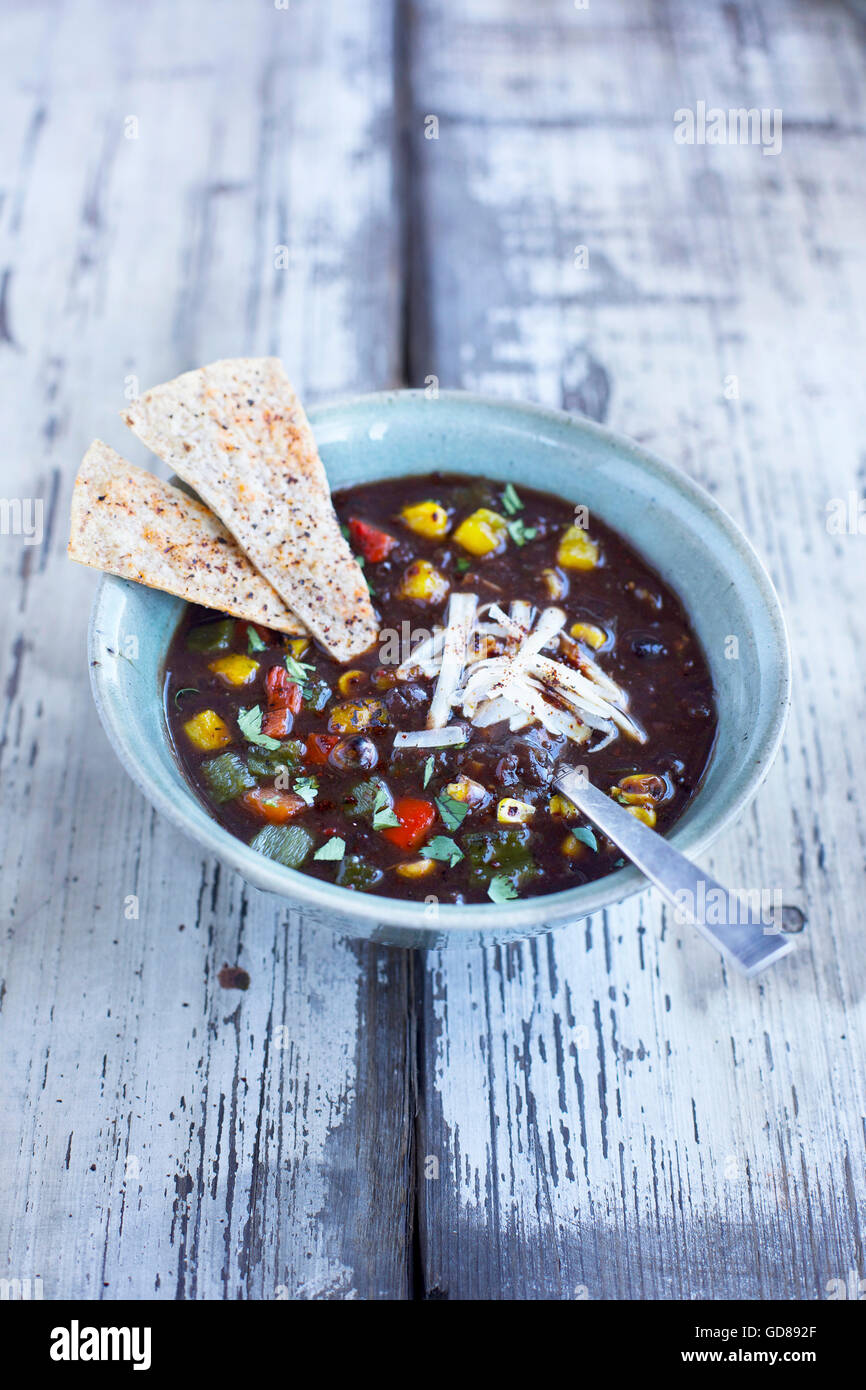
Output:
[
  {"xmin": 0, "ymin": 0, "xmax": 410, "ymax": 1299},
  {"xmin": 4, "ymin": 0, "xmax": 865, "ymax": 1304},
  {"xmin": 411, "ymin": 0, "xmax": 866, "ymax": 1298}
]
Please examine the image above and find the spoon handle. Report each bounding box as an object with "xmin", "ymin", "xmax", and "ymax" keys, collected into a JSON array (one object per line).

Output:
[{"xmin": 554, "ymin": 770, "xmax": 796, "ymax": 977}]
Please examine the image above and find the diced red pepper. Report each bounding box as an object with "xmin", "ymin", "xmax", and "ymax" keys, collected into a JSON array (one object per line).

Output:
[
  {"xmin": 262, "ymin": 708, "xmax": 294, "ymax": 738},
  {"xmin": 348, "ymin": 517, "xmax": 397, "ymax": 563},
  {"xmin": 266, "ymin": 666, "xmax": 302, "ymax": 713},
  {"xmin": 381, "ymin": 797, "xmax": 436, "ymax": 851},
  {"xmin": 241, "ymin": 787, "xmax": 305, "ymax": 824},
  {"xmin": 305, "ymin": 732, "xmax": 340, "ymax": 765}
]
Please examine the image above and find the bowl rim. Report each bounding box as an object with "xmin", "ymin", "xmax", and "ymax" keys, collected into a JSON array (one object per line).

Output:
[{"xmin": 88, "ymin": 388, "xmax": 792, "ymax": 934}]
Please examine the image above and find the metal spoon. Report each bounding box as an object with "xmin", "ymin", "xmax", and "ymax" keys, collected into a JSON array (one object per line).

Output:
[{"xmin": 553, "ymin": 768, "xmax": 796, "ymax": 977}]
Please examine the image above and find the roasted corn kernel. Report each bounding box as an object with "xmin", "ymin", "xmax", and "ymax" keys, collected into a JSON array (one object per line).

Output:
[
  {"xmin": 338, "ymin": 669, "xmax": 368, "ymax": 697},
  {"xmin": 400, "ymin": 500, "xmax": 450, "ymax": 539},
  {"xmin": 497, "ymin": 797, "xmax": 535, "ymax": 825},
  {"xmin": 612, "ymin": 773, "xmax": 667, "ymax": 806},
  {"xmin": 542, "ymin": 567, "xmax": 568, "ymax": 601},
  {"xmin": 556, "ymin": 524, "xmax": 599, "ymax": 570},
  {"xmin": 398, "ymin": 559, "xmax": 450, "ymax": 604},
  {"xmin": 453, "ymin": 508, "xmax": 508, "ymax": 557},
  {"xmin": 626, "ymin": 804, "xmax": 657, "ymax": 827},
  {"xmin": 569, "ymin": 621, "xmax": 607, "ymax": 650},
  {"xmin": 548, "ymin": 793, "xmax": 579, "ymax": 820},
  {"xmin": 394, "ymin": 857, "xmax": 438, "ymax": 880},
  {"xmin": 371, "ymin": 666, "xmax": 398, "ymax": 691},
  {"xmin": 561, "ymin": 831, "xmax": 586, "ymax": 858},
  {"xmin": 445, "ymin": 776, "xmax": 487, "ymax": 808}
]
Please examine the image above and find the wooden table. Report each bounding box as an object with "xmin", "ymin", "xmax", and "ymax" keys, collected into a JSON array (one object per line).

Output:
[{"xmin": 2, "ymin": 0, "xmax": 864, "ymax": 1300}]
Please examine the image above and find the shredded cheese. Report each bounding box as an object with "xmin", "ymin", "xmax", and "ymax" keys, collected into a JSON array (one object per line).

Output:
[
  {"xmin": 393, "ymin": 593, "xmax": 645, "ymax": 752},
  {"xmin": 393, "ymin": 726, "xmax": 469, "ymax": 750},
  {"xmin": 427, "ymin": 593, "xmax": 478, "ymax": 729}
]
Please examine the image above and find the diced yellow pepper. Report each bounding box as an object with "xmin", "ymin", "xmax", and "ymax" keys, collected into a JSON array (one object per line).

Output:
[
  {"xmin": 400, "ymin": 500, "xmax": 450, "ymax": 539},
  {"xmin": 542, "ymin": 567, "xmax": 568, "ymax": 600},
  {"xmin": 445, "ymin": 776, "xmax": 487, "ymax": 808},
  {"xmin": 398, "ymin": 559, "xmax": 450, "ymax": 604},
  {"xmin": 395, "ymin": 858, "xmax": 438, "ymax": 880},
  {"xmin": 208, "ymin": 654, "xmax": 260, "ymax": 687},
  {"xmin": 287, "ymin": 637, "xmax": 310, "ymax": 659},
  {"xmin": 570, "ymin": 621, "xmax": 606, "ymax": 650},
  {"xmin": 338, "ymin": 669, "xmax": 367, "ymax": 697},
  {"xmin": 497, "ymin": 797, "xmax": 535, "ymax": 825},
  {"xmin": 561, "ymin": 832, "xmax": 586, "ymax": 858},
  {"xmin": 453, "ymin": 508, "xmax": 508, "ymax": 557},
  {"xmin": 548, "ymin": 793, "xmax": 579, "ymax": 820},
  {"xmin": 626, "ymin": 804, "xmax": 657, "ymax": 827},
  {"xmin": 183, "ymin": 709, "xmax": 233, "ymax": 751},
  {"xmin": 327, "ymin": 698, "xmax": 389, "ymax": 734},
  {"xmin": 557, "ymin": 524, "xmax": 599, "ymax": 570}
]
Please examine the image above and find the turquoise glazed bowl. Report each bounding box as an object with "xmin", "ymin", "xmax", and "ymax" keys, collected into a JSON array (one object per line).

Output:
[{"xmin": 89, "ymin": 391, "xmax": 790, "ymax": 948}]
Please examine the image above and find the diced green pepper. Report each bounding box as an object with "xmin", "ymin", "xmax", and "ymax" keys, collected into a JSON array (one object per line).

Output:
[
  {"xmin": 303, "ymin": 677, "xmax": 333, "ymax": 713},
  {"xmin": 249, "ymin": 823, "xmax": 314, "ymax": 869},
  {"xmin": 247, "ymin": 739, "xmax": 306, "ymax": 779},
  {"xmin": 462, "ymin": 827, "xmax": 539, "ymax": 890},
  {"xmin": 342, "ymin": 776, "xmax": 393, "ymax": 821},
  {"xmin": 202, "ymin": 751, "xmax": 257, "ymax": 803},
  {"xmin": 186, "ymin": 618, "xmax": 236, "ymax": 653},
  {"xmin": 335, "ymin": 855, "xmax": 383, "ymax": 893}
]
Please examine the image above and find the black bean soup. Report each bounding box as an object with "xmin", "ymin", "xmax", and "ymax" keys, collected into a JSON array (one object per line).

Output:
[{"xmin": 164, "ymin": 474, "xmax": 716, "ymax": 904}]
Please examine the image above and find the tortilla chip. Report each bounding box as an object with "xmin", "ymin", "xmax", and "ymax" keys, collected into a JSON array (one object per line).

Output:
[
  {"xmin": 121, "ymin": 358, "xmax": 378, "ymax": 663},
  {"xmin": 68, "ymin": 440, "xmax": 307, "ymax": 635}
]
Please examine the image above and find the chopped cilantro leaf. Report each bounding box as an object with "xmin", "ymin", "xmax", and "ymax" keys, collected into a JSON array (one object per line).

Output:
[
  {"xmin": 314, "ymin": 835, "xmax": 346, "ymax": 861},
  {"xmin": 506, "ymin": 517, "xmax": 537, "ymax": 547},
  {"xmin": 238, "ymin": 705, "xmax": 282, "ymax": 750},
  {"xmin": 293, "ymin": 776, "xmax": 319, "ymax": 806},
  {"xmin": 285, "ymin": 652, "xmax": 315, "ymax": 695},
  {"xmin": 372, "ymin": 787, "xmax": 400, "ymax": 829},
  {"xmin": 488, "ymin": 874, "xmax": 518, "ymax": 903},
  {"xmin": 456, "ymin": 557, "xmax": 472, "ymax": 573},
  {"xmin": 422, "ymin": 756, "xmax": 434, "ymax": 788},
  {"xmin": 571, "ymin": 826, "xmax": 598, "ymax": 852},
  {"xmin": 501, "ymin": 483, "xmax": 523, "ymax": 516},
  {"xmin": 435, "ymin": 791, "xmax": 469, "ymax": 831},
  {"xmin": 420, "ymin": 836, "xmax": 463, "ymax": 867},
  {"xmin": 247, "ymin": 626, "xmax": 267, "ymax": 653}
]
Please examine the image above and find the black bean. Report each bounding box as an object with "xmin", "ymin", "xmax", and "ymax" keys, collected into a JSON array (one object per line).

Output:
[{"xmin": 629, "ymin": 632, "xmax": 669, "ymax": 660}]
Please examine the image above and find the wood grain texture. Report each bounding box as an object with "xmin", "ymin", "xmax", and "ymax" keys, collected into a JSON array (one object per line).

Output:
[
  {"xmin": 0, "ymin": 0, "xmax": 411, "ymax": 1300},
  {"xmin": 408, "ymin": 0, "xmax": 866, "ymax": 1298}
]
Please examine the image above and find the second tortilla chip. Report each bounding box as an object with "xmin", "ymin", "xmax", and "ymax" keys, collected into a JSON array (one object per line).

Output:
[
  {"xmin": 68, "ymin": 440, "xmax": 306, "ymax": 635},
  {"xmin": 122, "ymin": 358, "xmax": 378, "ymax": 663}
]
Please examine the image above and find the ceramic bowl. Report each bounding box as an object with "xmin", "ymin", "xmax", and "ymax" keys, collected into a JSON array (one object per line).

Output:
[{"xmin": 88, "ymin": 391, "xmax": 790, "ymax": 948}]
